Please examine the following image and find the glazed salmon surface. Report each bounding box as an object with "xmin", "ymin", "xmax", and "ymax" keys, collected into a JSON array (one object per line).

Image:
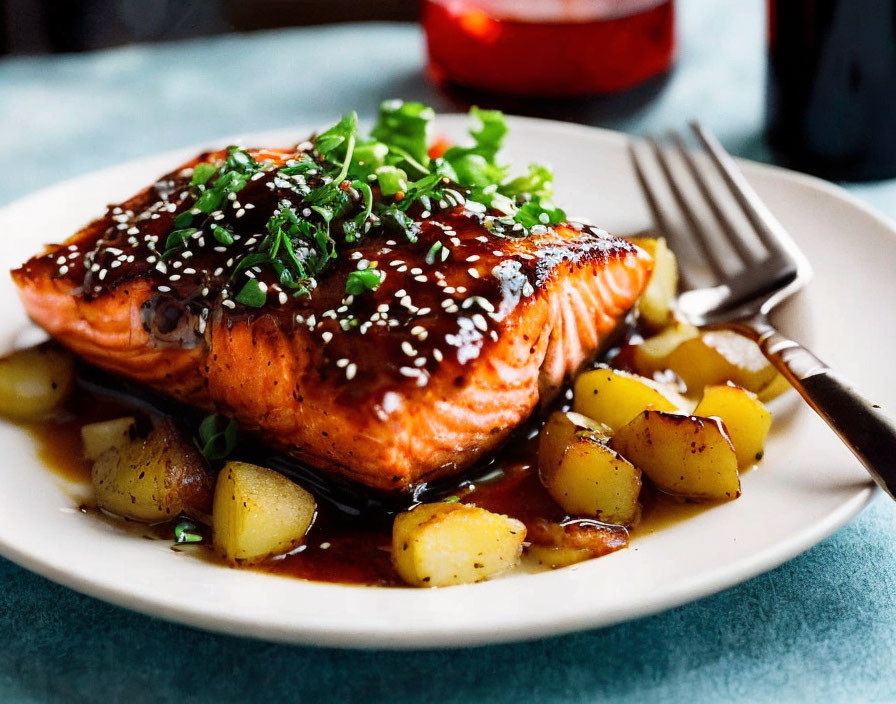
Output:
[{"xmin": 12, "ymin": 145, "xmax": 652, "ymax": 491}]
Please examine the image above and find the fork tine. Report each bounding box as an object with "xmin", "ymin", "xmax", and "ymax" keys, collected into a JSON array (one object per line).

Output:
[
  {"xmin": 626, "ymin": 141, "xmax": 697, "ymax": 291},
  {"xmin": 689, "ymin": 121, "xmax": 800, "ymax": 262},
  {"xmin": 669, "ymin": 132, "xmax": 755, "ymax": 266},
  {"xmin": 646, "ymin": 135, "xmax": 728, "ymax": 279}
]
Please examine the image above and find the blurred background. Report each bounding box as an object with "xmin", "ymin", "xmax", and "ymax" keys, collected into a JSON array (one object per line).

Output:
[{"xmin": 0, "ymin": 0, "xmax": 418, "ymax": 54}]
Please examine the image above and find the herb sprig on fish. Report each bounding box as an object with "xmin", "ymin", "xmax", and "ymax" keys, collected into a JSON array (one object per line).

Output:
[{"xmin": 164, "ymin": 100, "xmax": 566, "ymax": 308}]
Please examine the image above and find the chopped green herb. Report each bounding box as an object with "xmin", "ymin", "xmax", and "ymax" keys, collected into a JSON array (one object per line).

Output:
[
  {"xmin": 235, "ymin": 278, "xmax": 267, "ymax": 307},
  {"xmin": 197, "ymin": 413, "xmax": 238, "ymax": 461},
  {"xmin": 190, "ymin": 162, "xmax": 217, "ymax": 186},
  {"xmin": 345, "ymin": 268, "xmax": 385, "ymax": 296},
  {"xmin": 212, "ymin": 224, "xmax": 234, "ymax": 246},
  {"xmin": 173, "ymin": 519, "xmax": 203, "ymax": 544},
  {"xmin": 442, "ymin": 495, "xmax": 461, "ymax": 504}
]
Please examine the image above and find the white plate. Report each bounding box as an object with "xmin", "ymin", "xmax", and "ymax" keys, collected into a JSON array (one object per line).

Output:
[{"xmin": 0, "ymin": 116, "xmax": 887, "ymax": 649}]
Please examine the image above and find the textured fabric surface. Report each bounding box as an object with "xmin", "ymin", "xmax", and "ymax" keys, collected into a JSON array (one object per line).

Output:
[{"xmin": 2, "ymin": 2, "xmax": 896, "ymax": 701}]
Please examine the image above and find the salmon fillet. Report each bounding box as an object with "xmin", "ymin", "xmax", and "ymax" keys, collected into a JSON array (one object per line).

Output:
[{"xmin": 12, "ymin": 146, "xmax": 652, "ymax": 491}]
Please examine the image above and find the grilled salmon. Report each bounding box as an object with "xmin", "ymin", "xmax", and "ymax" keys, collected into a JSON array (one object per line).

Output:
[{"xmin": 12, "ymin": 144, "xmax": 652, "ymax": 492}]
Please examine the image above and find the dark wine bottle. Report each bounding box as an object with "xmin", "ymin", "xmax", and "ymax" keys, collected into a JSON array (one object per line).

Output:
[{"xmin": 765, "ymin": 0, "xmax": 896, "ymax": 181}]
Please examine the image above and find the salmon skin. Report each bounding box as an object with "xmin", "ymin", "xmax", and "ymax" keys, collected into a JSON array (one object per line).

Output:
[{"xmin": 12, "ymin": 146, "xmax": 652, "ymax": 492}]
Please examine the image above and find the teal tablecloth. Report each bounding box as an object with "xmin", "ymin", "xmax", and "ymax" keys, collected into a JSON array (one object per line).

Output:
[{"xmin": 3, "ymin": 2, "xmax": 896, "ymax": 701}]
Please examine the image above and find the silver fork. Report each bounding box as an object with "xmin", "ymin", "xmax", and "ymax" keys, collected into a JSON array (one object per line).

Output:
[{"xmin": 628, "ymin": 122, "xmax": 896, "ymax": 499}]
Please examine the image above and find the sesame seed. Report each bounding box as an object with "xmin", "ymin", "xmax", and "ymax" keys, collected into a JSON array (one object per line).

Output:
[
  {"xmin": 466, "ymin": 255, "xmax": 480, "ymax": 262},
  {"xmin": 414, "ymin": 275, "xmax": 427, "ymax": 283},
  {"xmin": 416, "ymin": 307, "xmax": 432, "ymax": 316},
  {"xmin": 336, "ymin": 358, "xmax": 349, "ymax": 368},
  {"xmin": 346, "ymin": 363, "xmax": 357, "ymax": 380},
  {"xmin": 170, "ymin": 274, "xmax": 181, "ymax": 282},
  {"xmin": 410, "ymin": 268, "xmax": 423, "ymax": 275},
  {"xmin": 322, "ymin": 331, "xmax": 333, "ymax": 343},
  {"xmin": 468, "ymin": 268, "xmax": 480, "ymax": 279},
  {"xmin": 401, "ymin": 341, "xmax": 417, "ymax": 356},
  {"xmin": 278, "ymin": 291, "xmax": 288, "ymax": 305},
  {"xmin": 433, "ymin": 348, "xmax": 444, "ymax": 362},
  {"xmin": 399, "ymin": 366, "xmax": 420, "ymax": 377},
  {"xmin": 58, "ymin": 265, "xmax": 69, "ymax": 276},
  {"xmin": 157, "ymin": 285, "xmax": 171, "ymax": 293},
  {"xmin": 472, "ymin": 314, "xmax": 488, "ymax": 331}
]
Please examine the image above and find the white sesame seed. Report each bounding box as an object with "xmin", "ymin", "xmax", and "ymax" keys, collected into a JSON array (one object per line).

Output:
[
  {"xmin": 58, "ymin": 265, "xmax": 69, "ymax": 275},
  {"xmin": 157, "ymin": 285, "xmax": 171, "ymax": 292},
  {"xmin": 345, "ymin": 363, "xmax": 357, "ymax": 381},
  {"xmin": 416, "ymin": 307, "xmax": 432, "ymax": 316},
  {"xmin": 170, "ymin": 274, "xmax": 181, "ymax": 282},
  {"xmin": 98, "ymin": 269, "xmax": 107, "ymax": 280},
  {"xmin": 433, "ymin": 348, "xmax": 444, "ymax": 362},
  {"xmin": 414, "ymin": 275, "xmax": 427, "ymax": 283},
  {"xmin": 410, "ymin": 268, "xmax": 423, "ymax": 275},
  {"xmin": 472, "ymin": 314, "xmax": 488, "ymax": 331},
  {"xmin": 399, "ymin": 366, "xmax": 420, "ymax": 377},
  {"xmin": 401, "ymin": 341, "xmax": 417, "ymax": 356},
  {"xmin": 468, "ymin": 268, "xmax": 480, "ymax": 279},
  {"xmin": 466, "ymin": 255, "xmax": 480, "ymax": 262},
  {"xmin": 322, "ymin": 331, "xmax": 333, "ymax": 343},
  {"xmin": 279, "ymin": 291, "xmax": 288, "ymax": 305},
  {"xmin": 336, "ymin": 358, "xmax": 349, "ymax": 368}
]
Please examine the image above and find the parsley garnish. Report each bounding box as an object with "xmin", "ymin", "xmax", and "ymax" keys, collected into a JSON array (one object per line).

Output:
[
  {"xmin": 345, "ymin": 269, "xmax": 385, "ymax": 296},
  {"xmin": 160, "ymin": 101, "xmax": 566, "ymax": 309},
  {"xmin": 197, "ymin": 414, "xmax": 238, "ymax": 461},
  {"xmin": 173, "ymin": 519, "xmax": 203, "ymax": 544}
]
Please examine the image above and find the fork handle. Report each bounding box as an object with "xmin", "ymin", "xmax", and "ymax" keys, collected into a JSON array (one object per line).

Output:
[{"xmin": 735, "ymin": 316, "xmax": 896, "ymax": 499}]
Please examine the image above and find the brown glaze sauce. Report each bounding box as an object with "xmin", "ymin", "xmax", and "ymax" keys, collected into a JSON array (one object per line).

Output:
[{"xmin": 27, "ymin": 373, "xmax": 707, "ymax": 587}]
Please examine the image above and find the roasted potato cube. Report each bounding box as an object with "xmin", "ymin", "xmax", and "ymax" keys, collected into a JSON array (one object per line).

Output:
[
  {"xmin": 0, "ymin": 344, "xmax": 74, "ymax": 421},
  {"xmin": 92, "ymin": 421, "xmax": 214, "ymax": 522},
  {"xmin": 212, "ymin": 461, "xmax": 316, "ymax": 565},
  {"xmin": 573, "ymin": 367, "xmax": 684, "ymax": 431},
  {"xmin": 665, "ymin": 331, "xmax": 779, "ymax": 395},
  {"xmin": 539, "ymin": 430, "xmax": 642, "ymax": 525},
  {"xmin": 538, "ymin": 410, "xmax": 609, "ymax": 475},
  {"xmin": 695, "ymin": 384, "xmax": 772, "ymax": 468},
  {"xmin": 632, "ymin": 320, "xmax": 701, "ymax": 377},
  {"xmin": 81, "ymin": 417, "xmax": 136, "ymax": 461},
  {"xmin": 629, "ymin": 236, "xmax": 679, "ymax": 330},
  {"xmin": 392, "ymin": 503, "xmax": 526, "ymax": 587},
  {"xmin": 527, "ymin": 544, "xmax": 593, "ymax": 569},
  {"xmin": 526, "ymin": 518, "xmax": 628, "ymax": 568},
  {"xmin": 610, "ymin": 410, "xmax": 741, "ymax": 501},
  {"xmin": 757, "ymin": 373, "xmax": 791, "ymax": 402}
]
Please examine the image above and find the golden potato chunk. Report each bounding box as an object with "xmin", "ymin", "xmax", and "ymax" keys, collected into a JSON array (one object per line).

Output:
[
  {"xmin": 526, "ymin": 518, "xmax": 628, "ymax": 569},
  {"xmin": 611, "ymin": 410, "xmax": 741, "ymax": 501},
  {"xmin": 632, "ymin": 320, "xmax": 700, "ymax": 376},
  {"xmin": 629, "ymin": 236, "xmax": 679, "ymax": 330},
  {"xmin": 538, "ymin": 417, "xmax": 641, "ymax": 525},
  {"xmin": 757, "ymin": 373, "xmax": 791, "ymax": 402},
  {"xmin": 392, "ymin": 503, "xmax": 526, "ymax": 587},
  {"xmin": 81, "ymin": 417, "xmax": 136, "ymax": 461},
  {"xmin": 695, "ymin": 384, "xmax": 772, "ymax": 468},
  {"xmin": 0, "ymin": 344, "xmax": 74, "ymax": 421},
  {"xmin": 212, "ymin": 461, "xmax": 317, "ymax": 566},
  {"xmin": 538, "ymin": 410, "xmax": 609, "ymax": 475},
  {"xmin": 573, "ymin": 367, "xmax": 684, "ymax": 431},
  {"xmin": 665, "ymin": 331, "xmax": 779, "ymax": 395},
  {"xmin": 92, "ymin": 421, "xmax": 214, "ymax": 522}
]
